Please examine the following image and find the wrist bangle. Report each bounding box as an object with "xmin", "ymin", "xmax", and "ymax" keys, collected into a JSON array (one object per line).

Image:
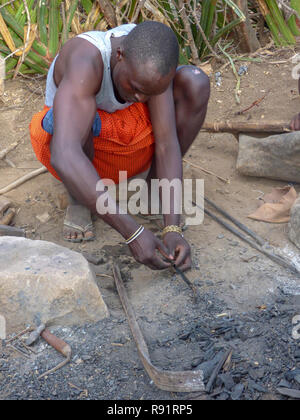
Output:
[
  {"xmin": 125, "ymin": 225, "xmax": 144, "ymax": 244},
  {"xmin": 162, "ymin": 225, "xmax": 183, "ymax": 239}
]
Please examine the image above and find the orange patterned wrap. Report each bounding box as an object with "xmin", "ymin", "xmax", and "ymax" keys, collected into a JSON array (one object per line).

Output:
[{"xmin": 30, "ymin": 103, "xmax": 155, "ymax": 184}]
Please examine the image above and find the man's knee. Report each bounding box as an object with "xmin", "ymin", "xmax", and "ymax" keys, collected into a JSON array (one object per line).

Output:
[{"xmin": 175, "ymin": 65, "xmax": 210, "ymax": 112}]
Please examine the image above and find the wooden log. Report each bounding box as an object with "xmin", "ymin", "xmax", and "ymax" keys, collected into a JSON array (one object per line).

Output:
[{"xmin": 201, "ymin": 120, "xmax": 291, "ymax": 134}]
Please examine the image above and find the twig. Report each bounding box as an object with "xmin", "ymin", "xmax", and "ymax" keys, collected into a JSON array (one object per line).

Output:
[
  {"xmin": 175, "ymin": 0, "xmax": 201, "ymax": 66},
  {"xmin": 0, "ymin": 167, "xmax": 47, "ymax": 195},
  {"xmin": 183, "ymin": 158, "xmax": 230, "ymax": 184},
  {"xmin": 235, "ymin": 90, "xmax": 269, "ymax": 115},
  {"xmin": 13, "ymin": 0, "xmax": 31, "ymax": 79},
  {"xmin": 38, "ymin": 356, "xmax": 71, "ymax": 379},
  {"xmin": 188, "ymin": 4, "xmax": 224, "ymax": 63},
  {"xmin": 0, "ymin": 0, "xmax": 18, "ymax": 9},
  {"xmin": 7, "ymin": 343, "xmax": 31, "ymax": 358},
  {"xmin": 4, "ymin": 158, "xmax": 16, "ymax": 168},
  {"xmin": 218, "ymin": 43, "xmax": 241, "ymax": 104},
  {"xmin": 0, "ymin": 141, "xmax": 20, "ymax": 160},
  {"xmin": 5, "ymin": 326, "xmax": 34, "ymax": 343},
  {"xmin": 96, "ymin": 273, "xmax": 113, "ymax": 279},
  {"xmin": 131, "ymin": 0, "xmax": 147, "ymax": 22}
]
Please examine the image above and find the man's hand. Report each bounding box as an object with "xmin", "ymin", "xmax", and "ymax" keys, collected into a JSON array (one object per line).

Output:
[
  {"xmin": 128, "ymin": 228, "xmax": 172, "ymax": 270},
  {"xmin": 163, "ymin": 232, "xmax": 192, "ymax": 272},
  {"xmin": 290, "ymin": 113, "xmax": 300, "ymax": 131}
]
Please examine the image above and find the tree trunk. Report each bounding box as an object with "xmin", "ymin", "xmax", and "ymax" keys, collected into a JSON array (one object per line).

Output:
[{"xmin": 232, "ymin": 0, "xmax": 261, "ymax": 53}]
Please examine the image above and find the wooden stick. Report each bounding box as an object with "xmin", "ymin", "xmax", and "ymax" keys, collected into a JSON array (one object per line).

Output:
[
  {"xmin": 183, "ymin": 159, "xmax": 230, "ymax": 183},
  {"xmin": 201, "ymin": 120, "xmax": 291, "ymax": 134},
  {"xmin": 0, "ymin": 141, "xmax": 20, "ymax": 160},
  {"xmin": 0, "ymin": 167, "xmax": 47, "ymax": 195},
  {"xmin": 5, "ymin": 326, "xmax": 34, "ymax": 343}
]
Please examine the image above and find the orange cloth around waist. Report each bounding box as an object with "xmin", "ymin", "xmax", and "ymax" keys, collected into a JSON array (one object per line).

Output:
[{"xmin": 30, "ymin": 103, "xmax": 155, "ymax": 184}]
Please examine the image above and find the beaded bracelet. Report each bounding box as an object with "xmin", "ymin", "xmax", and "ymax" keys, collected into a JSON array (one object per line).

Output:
[{"xmin": 162, "ymin": 225, "xmax": 183, "ymax": 239}]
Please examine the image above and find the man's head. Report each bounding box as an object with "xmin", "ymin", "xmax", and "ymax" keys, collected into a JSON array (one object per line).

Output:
[{"xmin": 112, "ymin": 21, "xmax": 179, "ymax": 103}]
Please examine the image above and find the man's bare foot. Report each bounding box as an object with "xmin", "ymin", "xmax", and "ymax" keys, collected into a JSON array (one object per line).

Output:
[{"xmin": 63, "ymin": 204, "xmax": 95, "ymax": 242}]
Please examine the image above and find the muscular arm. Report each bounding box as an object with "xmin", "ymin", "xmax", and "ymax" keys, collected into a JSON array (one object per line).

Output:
[
  {"xmin": 148, "ymin": 83, "xmax": 182, "ymax": 227},
  {"xmin": 50, "ymin": 52, "xmax": 170, "ymax": 270},
  {"xmin": 148, "ymin": 84, "xmax": 191, "ymax": 270},
  {"xmin": 50, "ymin": 55, "xmax": 141, "ymax": 238}
]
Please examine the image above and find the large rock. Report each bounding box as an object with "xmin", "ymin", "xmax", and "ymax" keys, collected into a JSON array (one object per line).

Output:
[
  {"xmin": 237, "ymin": 132, "xmax": 300, "ymax": 183},
  {"xmin": 0, "ymin": 237, "xmax": 109, "ymax": 332},
  {"xmin": 289, "ymin": 197, "xmax": 300, "ymax": 249}
]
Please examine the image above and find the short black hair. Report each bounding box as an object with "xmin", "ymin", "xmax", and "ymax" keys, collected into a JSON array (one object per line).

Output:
[{"xmin": 122, "ymin": 21, "xmax": 179, "ymax": 76}]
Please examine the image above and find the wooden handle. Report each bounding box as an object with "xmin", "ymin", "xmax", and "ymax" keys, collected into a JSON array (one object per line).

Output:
[{"xmin": 41, "ymin": 329, "xmax": 71, "ymax": 358}]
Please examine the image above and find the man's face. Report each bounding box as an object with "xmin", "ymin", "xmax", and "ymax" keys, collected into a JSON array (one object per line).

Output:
[{"xmin": 112, "ymin": 54, "xmax": 175, "ymax": 104}]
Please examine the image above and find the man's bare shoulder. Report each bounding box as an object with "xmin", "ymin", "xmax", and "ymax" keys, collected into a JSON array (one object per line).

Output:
[{"xmin": 54, "ymin": 37, "xmax": 104, "ymax": 96}]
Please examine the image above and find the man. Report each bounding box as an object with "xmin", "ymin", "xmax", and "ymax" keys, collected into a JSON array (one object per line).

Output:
[
  {"xmin": 291, "ymin": 77, "xmax": 300, "ymax": 130},
  {"xmin": 30, "ymin": 21, "xmax": 210, "ymax": 272}
]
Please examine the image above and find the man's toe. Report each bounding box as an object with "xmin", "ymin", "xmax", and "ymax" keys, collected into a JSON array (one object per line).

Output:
[{"xmin": 83, "ymin": 230, "xmax": 94, "ymax": 241}]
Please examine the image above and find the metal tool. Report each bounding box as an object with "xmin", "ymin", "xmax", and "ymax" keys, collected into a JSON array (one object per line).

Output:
[
  {"xmin": 26, "ymin": 324, "xmax": 72, "ymax": 379},
  {"xmin": 0, "ymin": 225, "xmax": 25, "ymax": 237},
  {"xmin": 192, "ymin": 199, "xmax": 300, "ymax": 276}
]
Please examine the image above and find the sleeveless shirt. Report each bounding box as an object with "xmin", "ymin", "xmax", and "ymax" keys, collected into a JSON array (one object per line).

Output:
[{"xmin": 45, "ymin": 24, "xmax": 136, "ymax": 113}]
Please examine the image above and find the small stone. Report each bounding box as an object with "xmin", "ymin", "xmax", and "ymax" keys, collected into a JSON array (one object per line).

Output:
[
  {"xmin": 219, "ymin": 373, "xmax": 235, "ymax": 391},
  {"xmin": 285, "ymin": 369, "xmax": 300, "ymax": 382},
  {"xmin": 294, "ymin": 349, "xmax": 300, "ymax": 359},
  {"xmin": 231, "ymin": 383, "xmax": 244, "ymax": 400},
  {"xmin": 294, "ymin": 375, "xmax": 300, "ymax": 385},
  {"xmin": 36, "ymin": 212, "xmax": 50, "ymax": 224},
  {"xmin": 248, "ymin": 379, "xmax": 267, "ymax": 393},
  {"xmin": 278, "ymin": 379, "xmax": 291, "ymax": 388}
]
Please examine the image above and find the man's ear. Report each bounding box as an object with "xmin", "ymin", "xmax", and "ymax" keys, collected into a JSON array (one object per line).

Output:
[{"xmin": 116, "ymin": 47, "xmax": 125, "ymax": 62}]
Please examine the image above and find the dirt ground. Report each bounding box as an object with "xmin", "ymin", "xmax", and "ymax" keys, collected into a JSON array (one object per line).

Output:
[{"xmin": 0, "ymin": 46, "xmax": 300, "ymax": 401}]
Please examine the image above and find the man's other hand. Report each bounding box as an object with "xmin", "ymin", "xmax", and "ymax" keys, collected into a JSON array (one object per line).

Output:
[
  {"xmin": 163, "ymin": 232, "xmax": 192, "ymax": 272},
  {"xmin": 290, "ymin": 113, "xmax": 300, "ymax": 131},
  {"xmin": 128, "ymin": 228, "xmax": 172, "ymax": 270}
]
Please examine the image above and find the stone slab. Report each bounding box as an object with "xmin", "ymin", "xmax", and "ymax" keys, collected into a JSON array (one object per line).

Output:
[{"xmin": 237, "ymin": 132, "xmax": 300, "ymax": 183}]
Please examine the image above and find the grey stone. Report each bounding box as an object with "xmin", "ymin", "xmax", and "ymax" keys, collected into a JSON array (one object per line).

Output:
[
  {"xmin": 0, "ymin": 237, "xmax": 109, "ymax": 332},
  {"xmin": 237, "ymin": 132, "xmax": 300, "ymax": 183},
  {"xmin": 195, "ymin": 350, "xmax": 224, "ymax": 380},
  {"xmin": 289, "ymin": 197, "xmax": 300, "ymax": 249},
  {"xmin": 231, "ymin": 383, "xmax": 244, "ymax": 400},
  {"xmin": 219, "ymin": 373, "xmax": 235, "ymax": 391}
]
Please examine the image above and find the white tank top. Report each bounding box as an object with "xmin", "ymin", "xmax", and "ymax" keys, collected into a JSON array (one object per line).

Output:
[{"xmin": 45, "ymin": 24, "xmax": 136, "ymax": 113}]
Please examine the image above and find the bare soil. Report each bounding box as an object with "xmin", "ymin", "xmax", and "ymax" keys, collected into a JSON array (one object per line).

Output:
[{"xmin": 0, "ymin": 47, "xmax": 299, "ymax": 401}]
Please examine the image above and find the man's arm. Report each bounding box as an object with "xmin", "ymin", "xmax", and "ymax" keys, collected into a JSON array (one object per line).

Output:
[
  {"xmin": 148, "ymin": 84, "xmax": 191, "ymax": 270},
  {"xmin": 50, "ymin": 55, "xmax": 170, "ymax": 270},
  {"xmin": 291, "ymin": 78, "xmax": 300, "ymax": 130}
]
